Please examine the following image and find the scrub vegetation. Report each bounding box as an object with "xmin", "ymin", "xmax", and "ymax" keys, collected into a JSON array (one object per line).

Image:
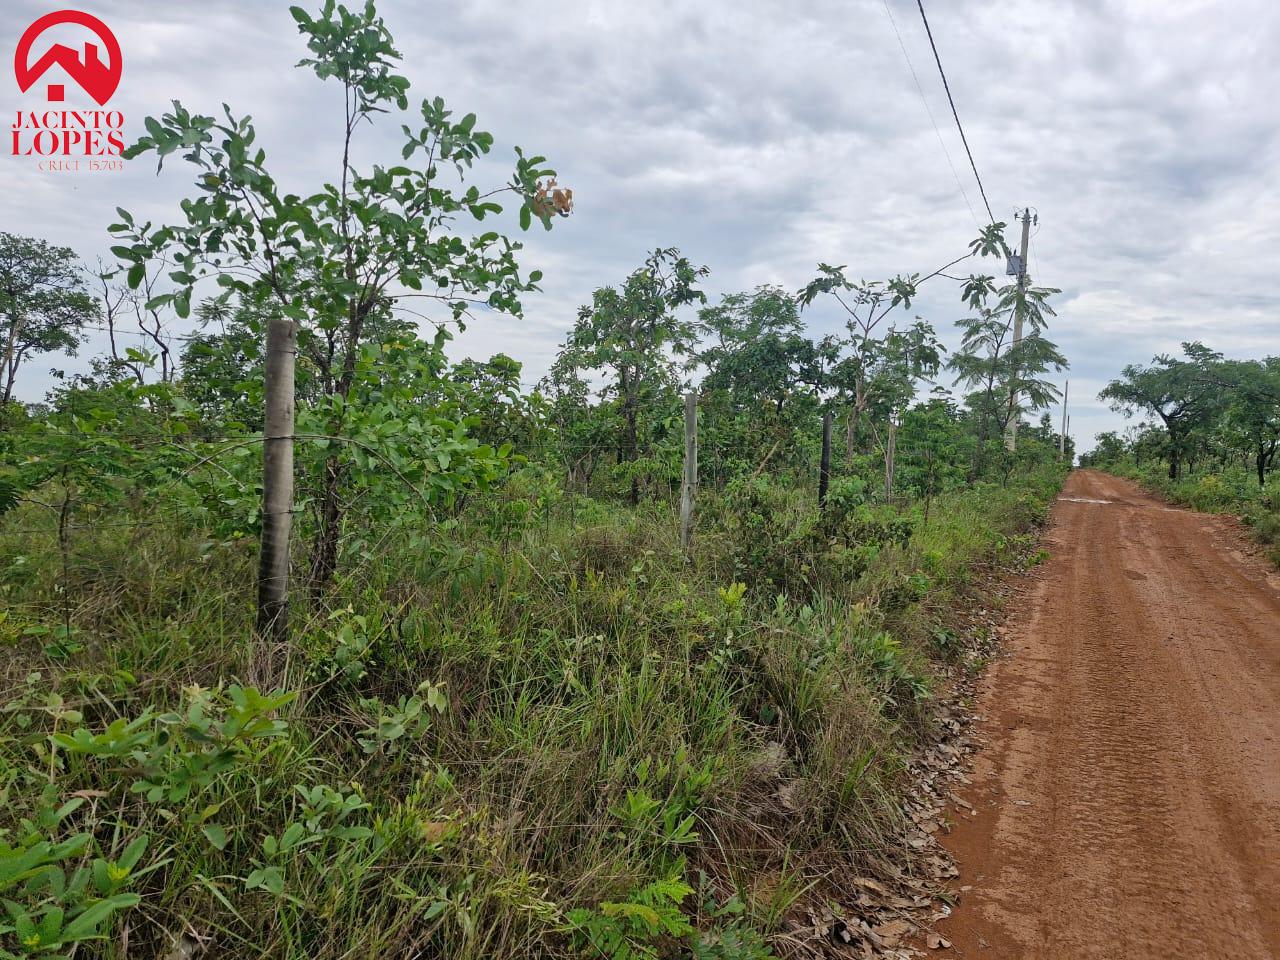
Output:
[{"xmin": 0, "ymin": 2, "xmax": 1070, "ymax": 956}]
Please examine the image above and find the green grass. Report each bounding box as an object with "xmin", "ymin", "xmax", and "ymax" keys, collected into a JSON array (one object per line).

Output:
[{"xmin": 0, "ymin": 465, "xmax": 1065, "ymax": 958}]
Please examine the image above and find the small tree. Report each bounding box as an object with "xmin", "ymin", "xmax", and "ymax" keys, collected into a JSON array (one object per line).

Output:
[
  {"xmin": 798, "ymin": 267, "xmax": 925, "ymax": 463},
  {"xmin": 694, "ymin": 286, "xmax": 826, "ymax": 477},
  {"xmin": 0, "ymin": 233, "xmax": 97, "ymax": 406},
  {"xmin": 1085, "ymin": 431, "xmax": 1128, "ymax": 467},
  {"xmin": 96, "ymin": 259, "xmax": 177, "ymax": 386},
  {"xmin": 897, "ymin": 395, "xmax": 971, "ymax": 521},
  {"xmin": 696, "ymin": 286, "xmax": 810, "ymax": 415},
  {"xmin": 948, "ymin": 226, "xmax": 1065, "ymax": 479},
  {"xmin": 541, "ymin": 348, "xmax": 616, "ymax": 493},
  {"xmin": 1100, "ymin": 343, "xmax": 1223, "ymax": 480},
  {"xmin": 113, "ymin": 0, "xmax": 567, "ymax": 642},
  {"xmin": 557, "ymin": 248, "xmax": 706, "ymax": 503},
  {"xmin": 949, "ymin": 305, "xmax": 1065, "ymax": 479},
  {"xmin": 867, "ymin": 322, "xmax": 944, "ymax": 502},
  {"xmin": 1219, "ymin": 357, "xmax": 1280, "ymax": 487}
]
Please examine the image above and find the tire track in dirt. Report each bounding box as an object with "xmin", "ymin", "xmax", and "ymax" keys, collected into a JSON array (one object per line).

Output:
[{"xmin": 936, "ymin": 470, "xmax": 1280, "ymax": 959}]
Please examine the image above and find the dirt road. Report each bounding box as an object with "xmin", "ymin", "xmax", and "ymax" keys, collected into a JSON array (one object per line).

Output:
[{"xmin": 938, "ymin": 470, "xmax": 1280, "ymax": 959}]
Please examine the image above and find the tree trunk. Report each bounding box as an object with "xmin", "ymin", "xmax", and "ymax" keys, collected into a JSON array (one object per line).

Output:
[
  {"xmin": 625, "ymin": 405, "xmax": 639, "ymax": 507},
  {"xmin": 309, "ymin": 299, "xmax": 371, "ymax": 595},
  {"xmin": 847, "ymin": 383, "xmax": 867, "ymax": 464},
  {"xmin": 819, "ymin": 412, "xmax": 832, "ymax": 510},
  {"xmin": 256, "ymin": 316, "xmax": 298, "ymax": 644},
  {"xmin": 310, "ymin": 459, "xmax": 344, "ymax": 594},
  {"xmin": 619, "ymin": 365, "xmax": 640, "ymax": 506},
  {"xmin": 973, "ymin": 412, "xmax": 990, "ymax": 480},
  {"xmin": 1, "ymin": 311, "xmax": 25, "ymax": 405},
  {"xmin": 884, "ymin": 419, "xmax": 898, "ymax": 504},
  {"xmin": 923, "ymin": 453, "xmax": 935, "ymax": 525}
]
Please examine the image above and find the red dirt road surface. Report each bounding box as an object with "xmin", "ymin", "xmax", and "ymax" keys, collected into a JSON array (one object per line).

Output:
[{"xmin": 938, "ymin": 470, "xmax": 1280, "ymax": 959}]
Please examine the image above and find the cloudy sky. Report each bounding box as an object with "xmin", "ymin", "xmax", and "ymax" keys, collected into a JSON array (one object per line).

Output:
[{"xmin": 4, "ymin": 0, "xmax": 1279, "ymax": 450}]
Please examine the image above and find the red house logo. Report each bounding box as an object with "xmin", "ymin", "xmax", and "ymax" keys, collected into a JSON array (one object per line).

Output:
[{"xmin": 15, "ymin": 10, "xmax": 122, "ymax": 106}]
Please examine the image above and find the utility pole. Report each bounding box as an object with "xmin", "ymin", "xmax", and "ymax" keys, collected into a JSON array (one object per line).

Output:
[
  {"xmin": 1059, "ymin": 380, "xmax": 1069, "ymax": 461},
  {"xmin": 1006, "ymin": 207, "xmax": 1032, "ymax": 451}
]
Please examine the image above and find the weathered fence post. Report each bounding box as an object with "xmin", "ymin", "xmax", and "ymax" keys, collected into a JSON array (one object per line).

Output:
[
  {"xmin": 257, "ymin": 315, "xmax": 297, "ymax": 644},
  {"xmin": 680, "ymin": 392, "xmax": 697, "ymax": 551},
  {"xmin": 819, "ymin": 411, "xmax": 832, "ymax": 510}
]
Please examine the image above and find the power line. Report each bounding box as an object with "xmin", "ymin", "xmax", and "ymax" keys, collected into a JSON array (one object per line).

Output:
[
  {"xmin": 881, "ymin": 0, "xmax": 981, "ymax": 230},
  {"xmin": 914, "ymin": 0, "xmax": 996, "ymax": 224},
  {"xmin": 78, "ymin": 323, "xmax": 206, "ymax": 343}
]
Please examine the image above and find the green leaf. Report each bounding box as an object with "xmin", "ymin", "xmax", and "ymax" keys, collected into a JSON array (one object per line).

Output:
[
  {"xmin": 278, "ymin": 822, "xmax": 307, "ymax": 851},
  {"xmin": 201, "ymin": 825, "xmax": 229, "ymax": 851},
  {"xmin": 12, "ymin": 909, "xmax": 38, "ymax": 943},
  {"xmin": 92, "ymin": 859, "xmax": 111, "ymax": 895},
  {"xmin": 38, "ymin": 904, "xmax": 64, "ymax": 943},
  {"xmin": 119, "ymin": 835, "xmax": 148, "ymax": 871},
  {"xmin": 246, "ymin": 866, "xmax": 285, "ymax": 896},
  {"xmin": 59, "ymin": 893, "xmax": 140, "ymax": 942}
]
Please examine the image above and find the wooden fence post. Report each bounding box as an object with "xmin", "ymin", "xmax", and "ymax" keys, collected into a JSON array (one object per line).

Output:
[
  {"xmin": 819, "ymin": 411, "xmax": 832, "ymax": 510},
  {"xmin": 884, "ymin": 416, "xmax": 898, "ymax": 504},
  {"xmin": 256, "ymin": 315, "xmax": 297, "ymax": 644},
  {"xmin": 680, "ymin": 392, "xmax": 697, "ymax": 551}
]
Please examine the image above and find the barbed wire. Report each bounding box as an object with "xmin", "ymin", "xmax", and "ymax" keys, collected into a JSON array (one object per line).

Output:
[{"xmin": 76, "ymin": 322, "xmax": 209, "ymax": 344}]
